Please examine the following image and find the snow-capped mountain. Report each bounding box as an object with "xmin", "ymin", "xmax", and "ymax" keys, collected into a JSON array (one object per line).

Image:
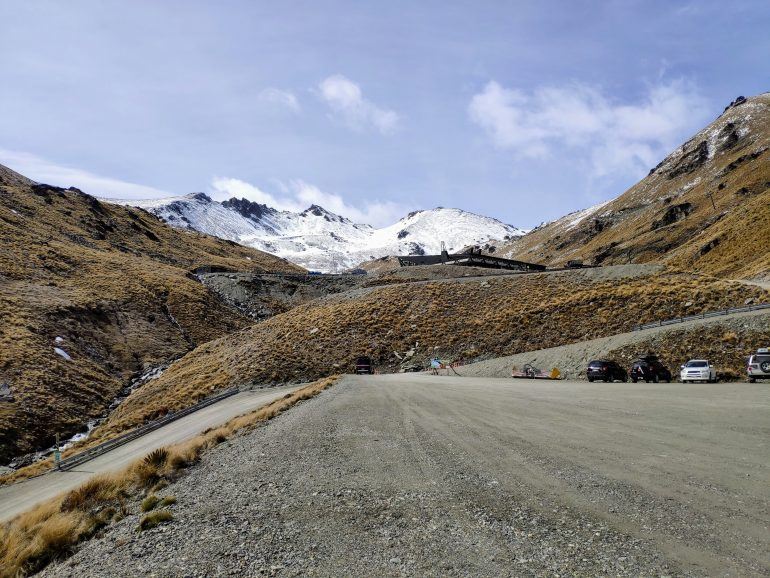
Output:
[{"xmin": 106, "ymin": 194, "xmax": 526, "ymax": 272}]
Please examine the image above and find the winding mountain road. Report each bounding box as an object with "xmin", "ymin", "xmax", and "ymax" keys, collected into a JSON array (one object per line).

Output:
[{"xmin": 0, "ymin": 386, "xmax": 299, "ymax": 522}]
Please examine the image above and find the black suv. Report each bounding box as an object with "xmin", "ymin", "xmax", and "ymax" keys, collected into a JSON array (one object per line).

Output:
[
  {"xmin": 354, "ymin": 356, "xmax": 373, "ymax": 375},
  {"xmin": 586, "ymin": 360, "xmax": 628, "ymax": 382},
  {"xmin": 630, "ymin": 355, "xmax": 672, "ymax": 383}
]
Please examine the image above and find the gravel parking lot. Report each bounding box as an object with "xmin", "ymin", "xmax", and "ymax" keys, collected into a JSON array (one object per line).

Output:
[{"xmin": 44, "ymin": 374, "xmax": 770, "ymax": 577}]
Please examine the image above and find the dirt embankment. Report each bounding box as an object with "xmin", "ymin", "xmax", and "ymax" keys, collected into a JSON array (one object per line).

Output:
[{"xmin": 459, "ymin": 308, "xmax": 770, "ymax": 380}]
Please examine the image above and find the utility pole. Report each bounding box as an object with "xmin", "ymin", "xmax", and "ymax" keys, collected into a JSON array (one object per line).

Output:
[{"xmin": 706, "ymin": 191, "xmax": 716, "ymax": 210}]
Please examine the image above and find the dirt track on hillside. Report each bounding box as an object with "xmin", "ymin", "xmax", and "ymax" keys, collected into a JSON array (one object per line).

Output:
[{"xmin": 44, "ymin": 375, "xmax": 770, "ymax": 577}]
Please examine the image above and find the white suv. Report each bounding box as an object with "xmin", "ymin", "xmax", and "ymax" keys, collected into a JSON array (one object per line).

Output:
[
  {"xmin": 747, "ymin": 348, "xmax": 770, "ymax": 383},
  {"xmin": 680, "ymin": 360, "xmax": 717, "ymax": 383}
]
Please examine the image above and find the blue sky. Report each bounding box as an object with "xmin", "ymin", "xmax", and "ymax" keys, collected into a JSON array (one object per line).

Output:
[{"xmin": 1, "ymin": 1, "xmax": 768, "ymax": 227}]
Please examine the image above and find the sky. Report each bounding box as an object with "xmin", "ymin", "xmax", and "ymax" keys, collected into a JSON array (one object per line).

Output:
[{"xmin": 1, "ymin": 1, "xmax": 768, "ymax": 228}]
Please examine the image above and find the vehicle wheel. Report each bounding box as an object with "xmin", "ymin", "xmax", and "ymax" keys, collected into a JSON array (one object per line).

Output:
[
  {"xmin": 631, "ymin": 378, "xmax": 637, "ymax": 383},
  {"xmin": 749, "ymin": 377, "xmax": 756, "ymax": 383},
  {"xmin": 652, "ymin": 375, "xmax": 659, "ymax": 383},
  {"xmin": 622, "ymin": 377, "xmax": 628, "ymax": 383},
  {"xmin": 587, "ymin": 378, "xmax": 594, "ymax": 382}
]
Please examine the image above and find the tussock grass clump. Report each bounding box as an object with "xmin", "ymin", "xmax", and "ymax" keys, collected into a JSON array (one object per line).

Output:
[
  {"xmin": 138, "ymin": 510, "xmax": 173, "ymax": 531},
  {"xmin": 140, "ymin": 495, "xmax": 161, "ymax": 513},
  {"xmin": 158, "ymin": 496, "xmax": 177, "ymax": 508},
  {"xmin": 143, "ymin": 448, "xmax": 169, "ymax": 468},
  {"xmin": 0, "ymin": 376, "xmax": 337, "ymax": 578}
]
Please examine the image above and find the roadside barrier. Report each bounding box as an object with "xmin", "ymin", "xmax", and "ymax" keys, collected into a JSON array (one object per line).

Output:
[
  {"xmin": 633, "ymin": 302, "xmax": 770, "ymax": 331},
  {"xmin": 55, "ymin": 387, "xmax": 240, "ymax": 471}
]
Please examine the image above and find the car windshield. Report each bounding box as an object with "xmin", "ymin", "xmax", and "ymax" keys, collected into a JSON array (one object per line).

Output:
[
  {"xmin": 685, "ymin": 361, "xmax": 708, "ymax": 367},
  {"xmin": 588, "ymin": 361, "xmax": 606, "ymax": 367}
]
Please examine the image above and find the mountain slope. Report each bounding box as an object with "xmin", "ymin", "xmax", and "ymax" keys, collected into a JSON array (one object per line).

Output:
[
  {"xmin": 500, "ymin": 93, "xmax": 770, "ymax": 280},
  {"xmin": 0, "ymin": 163, "xmax": 301, "ymax": 463},
  {"xmin": 110, "ymin": 195, "xmax": 526, "ymax": 272}
]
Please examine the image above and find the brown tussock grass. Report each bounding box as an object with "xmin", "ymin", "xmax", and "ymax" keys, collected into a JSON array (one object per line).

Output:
[{"xmin": 0, "ymin": 376, "xmax": 337, "ymax": 578}]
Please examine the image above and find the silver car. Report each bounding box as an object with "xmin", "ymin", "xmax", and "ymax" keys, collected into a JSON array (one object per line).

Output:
[
  {"xmin": 747, "ymin": 348, "xmax": 770, "ymax": 382},
  {"xmin": 680, "ymin": 360, "xmax": 717, "ymax": 383}
]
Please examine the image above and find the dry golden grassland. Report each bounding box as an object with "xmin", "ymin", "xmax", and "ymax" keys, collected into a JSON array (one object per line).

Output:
[
  {"xmin": 505, "ymin": 94, "xmax": 770, "ymax": 280},
  {"xmin": 83, "ymin": 269, "xmax": 768, "ymax": 442},
  {"xmin": 0, "ymin": 167, "xmax": 302, "ymax": 462},
  {"xmin": 0, "ymin": 376, "xmax": 336, "ymax": 577}
]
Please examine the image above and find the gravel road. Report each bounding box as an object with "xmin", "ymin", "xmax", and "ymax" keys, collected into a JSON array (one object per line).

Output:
[
  {"xmin": 44, "ymin": 374, "xmax": 769, "ymax": 577},
  {"xmin": 0, "ymin": 386, "xmax": 299, "ymax": 522}
]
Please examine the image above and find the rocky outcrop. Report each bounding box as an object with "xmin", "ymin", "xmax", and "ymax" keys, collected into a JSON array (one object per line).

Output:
[
  {"xmin": 221, "ymin": 197, "xmax": 276, "ymax": 221},
  {"xmin": 651, "ymin": 202, "xmax": 693, "ymax": 230},
  {"xmin": 667, "ymin": 140, "xmax": 709, "ymax": 179}
]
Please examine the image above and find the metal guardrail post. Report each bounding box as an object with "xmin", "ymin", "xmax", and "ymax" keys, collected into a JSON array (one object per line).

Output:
[{"xmin": 634, "ymin": 302, "xmax": 770, "ymax": 331}]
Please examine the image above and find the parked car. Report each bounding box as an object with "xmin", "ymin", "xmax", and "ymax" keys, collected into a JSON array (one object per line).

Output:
[
  {"xmin": 747, "ymin": 348, "xmax": 770, "ymax": 382},
  {"xmin": 354, "ymin": 356, "xmax": 373, "ymax": 375},
  {"xmin": 680, "ymin": 359, "xmax": 717, "ymax": 383},
  {"xmin": 586, "ymin": 360, "xmax": 628, "ymax": 382},
  {"xmin": 630, "ymin": 354, "xmax": 672, "ymax": 383}
]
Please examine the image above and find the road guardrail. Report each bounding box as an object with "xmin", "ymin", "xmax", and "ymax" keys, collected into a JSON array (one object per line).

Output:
[
  {"xmin": 633, "ymin": 302, "xmax": 770, "ymax": 331},
  {"xmin": 55, "ymin": 387, "xmax": 240, "ymax": 471}
]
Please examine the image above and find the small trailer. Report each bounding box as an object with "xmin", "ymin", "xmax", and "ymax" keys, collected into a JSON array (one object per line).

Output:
[{"xmin": 511, "ymin": 364, "xmax": 562, "ymax": 380}]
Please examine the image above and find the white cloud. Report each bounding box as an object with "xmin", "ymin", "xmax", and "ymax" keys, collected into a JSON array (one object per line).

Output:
[
  {"xmin": 0, "ymin": 149, "xmax": 170, "ymax": 199},
  {"xmin": 258, "ymin": 87, "xmax": 300, "ymax": 113},
  {"xmin": 468, "ymin": 79, "xmax": 711, "ymax": 178},
  {"xmin": 210, "ymin": 176, "xmax": 406, "ymax": 227},
  {"xmin": 317, "ymin": 74, "xmax": 400, "ymax": 135}
]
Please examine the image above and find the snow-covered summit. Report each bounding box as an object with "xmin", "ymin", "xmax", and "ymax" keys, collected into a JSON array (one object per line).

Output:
[{"xmin": 107, "ymin": 194, "xmax": 525, "ymax": 272}]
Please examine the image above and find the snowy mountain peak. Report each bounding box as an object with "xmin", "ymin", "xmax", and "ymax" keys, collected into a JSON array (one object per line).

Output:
[{"xmin": 106, "ymin": 195, "xmax": 526, "ymax": 272}]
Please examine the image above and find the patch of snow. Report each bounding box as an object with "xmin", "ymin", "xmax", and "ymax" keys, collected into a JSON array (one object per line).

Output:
[
  {"xmin": 562, "ymin": 200, "xmax": 612, "ymax": 231},
  {"xmin": 54, "ymin": 336, "xmax": 65, "ymax": 344},
  {"xmin": 54, "ymin": 347, "xmax": 72, "ymax": 361},
  {"xmin": 60, "ymin": 419, "xmax": 99, "ymax": 450}
]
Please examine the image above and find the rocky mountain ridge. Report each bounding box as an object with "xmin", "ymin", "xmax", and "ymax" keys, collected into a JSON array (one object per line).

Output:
[{"xmin": 108, "ymin": 194, "xmax": 526, "ymax": 272}]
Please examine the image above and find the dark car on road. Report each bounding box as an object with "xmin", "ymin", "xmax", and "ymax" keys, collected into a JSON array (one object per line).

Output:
[
  {"xmin": 354, "ymin": 356, "xmax": 373, "ymax": 375},
  {"xmin": 630, "ymin": 354, "xmax": 672, "ymax": 383},
  {"xmin": 586, "ymin": 359, "xmax": 628, "ymax": 382}
]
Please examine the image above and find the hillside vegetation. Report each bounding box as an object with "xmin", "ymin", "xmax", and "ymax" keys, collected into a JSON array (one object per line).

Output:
[
  {"xmin": 0, "ymin": 164, "xmax": 302, "ymax": 462},
  {"xmin": 90, "ymin": 266, "xmax": 767, "ymax": 441},
  {"xmin": 495, "ymin": 93, "xmax": 770, "ymax": 281}
]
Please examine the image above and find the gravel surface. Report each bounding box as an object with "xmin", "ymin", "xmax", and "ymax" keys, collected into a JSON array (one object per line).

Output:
[
  {"xmin": 459, "ymin": 308, "xmax": 770, "ymax": 379},
  {"xmin": 42, "ymin": 374, "xmax": 770, "ymax": 576}
]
